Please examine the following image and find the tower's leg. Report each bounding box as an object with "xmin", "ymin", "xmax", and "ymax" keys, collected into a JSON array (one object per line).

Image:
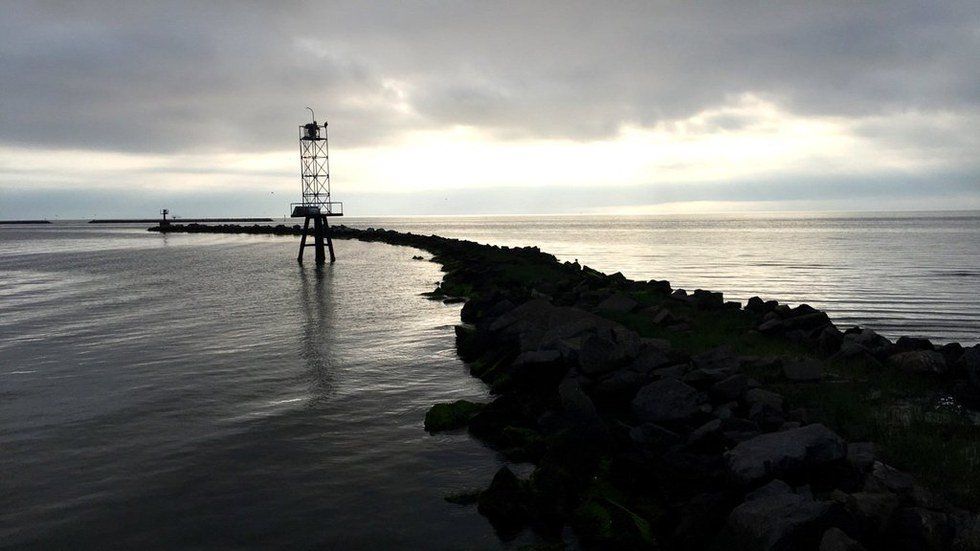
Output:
[
  {"xmin": 297, "ymin": 216, "xmax": 311, "ymax": 263},
  {"xmin": 324, "ymin": 216, "xmax": 336, "ymax": 263},
  {"xmin": 313, "ymin": 214, "xmax": 326, "ymax": 264}
]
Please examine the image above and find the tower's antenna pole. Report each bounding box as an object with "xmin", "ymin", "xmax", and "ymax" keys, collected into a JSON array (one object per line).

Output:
[{"xmin": 306, "ymin": 106, "xmax": 315, "ymax": 123}]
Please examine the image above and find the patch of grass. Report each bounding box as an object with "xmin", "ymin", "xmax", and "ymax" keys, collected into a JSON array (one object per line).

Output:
[
  {"xmin": 595, "ymin": 294, "xmax": 980, "ymax": 510},
  {"xmin": 774, "ymin": 360, "xmax": 980, "ymax": 509}
]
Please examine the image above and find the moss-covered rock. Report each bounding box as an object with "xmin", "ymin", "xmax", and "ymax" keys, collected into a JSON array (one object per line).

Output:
[{"xmin": 424, "ymin": 400, "xmax": 485, "ymax": 432}]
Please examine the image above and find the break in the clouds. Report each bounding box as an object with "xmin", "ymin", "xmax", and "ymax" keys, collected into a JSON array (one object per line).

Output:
[{"xmin": 1, "ymin": 1, "xmax": 978, "ymax": 217}]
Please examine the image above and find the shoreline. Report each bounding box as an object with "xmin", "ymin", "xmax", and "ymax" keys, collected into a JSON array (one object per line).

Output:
[{"xmin": 151, "ymin": 222, "xmax": 980, "ymax": 549}]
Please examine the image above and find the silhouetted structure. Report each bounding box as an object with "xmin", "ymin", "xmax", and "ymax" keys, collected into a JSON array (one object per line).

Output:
[
  {"xmin": 292, "ymin": 108, "xmax": 343, "ymax": 264},
  {"xmin": 160, "ymin": 209, "xmax": 170, "ymax": 228}
]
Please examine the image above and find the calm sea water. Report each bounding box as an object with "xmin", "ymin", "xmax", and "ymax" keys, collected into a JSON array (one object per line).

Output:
[
  {"xmin": 353, "ymin": 212, "xmax": 980, "ymax": 345},
  {"xmin": 0, "ymin": 226, "xmax": 518, "ymax": 549},
  {"xmin": 1, "ymin": 212, "xmax": 978, "ymax": 547}
]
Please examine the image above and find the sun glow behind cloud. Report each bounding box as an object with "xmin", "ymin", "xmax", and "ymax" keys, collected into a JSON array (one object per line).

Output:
[{"xmin": 1, "ymin": 94, "xmax": 973, "ymax": 217}]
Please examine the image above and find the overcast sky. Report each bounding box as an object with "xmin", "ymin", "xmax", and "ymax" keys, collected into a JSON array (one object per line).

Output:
[{"xmin": 1, "ymin": 1, "xmax": 978, "ymax": 218}]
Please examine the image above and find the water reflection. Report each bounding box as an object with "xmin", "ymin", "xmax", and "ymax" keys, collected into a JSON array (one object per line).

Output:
[{"xmin": 299, "ymin": 264, "xmax": 336, "ymax": 402}]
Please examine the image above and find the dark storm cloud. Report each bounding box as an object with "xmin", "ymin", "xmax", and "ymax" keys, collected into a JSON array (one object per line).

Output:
[{"xmin": 1, "ymin": 1, "xmax": 978, "ymax": 153}]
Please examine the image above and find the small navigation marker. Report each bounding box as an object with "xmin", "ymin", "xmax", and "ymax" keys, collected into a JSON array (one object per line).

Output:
[{"xmin": 292, "ymin": 107, "xmax": 343, "ymax": 264}]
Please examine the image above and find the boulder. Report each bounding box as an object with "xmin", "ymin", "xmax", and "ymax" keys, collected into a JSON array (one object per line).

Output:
[
  {"xmin": 630, "ymin": 422, "xmax": 683, "ymax": 453},
  {"xmin": 648, "ymin": 307, "xmax": 679, "ymax": 325},
  {"xmin": 596, "ymin": 292, "xmax": 639, "ymax": 313},
  {"xmin": 783, "ymin": 358, "xmax": 824, "ymax": 382},
  {"xmin": 746, "ymin": 296, "xmax": 769, "ymax": 314},
  {"xmin": 819, "ymin": 527, "xmax": 866, "ymax": 551},
  {"xmin": 958, "ymin": 346, "xmax": 980, "ymax": 386},
  {"xmin": 843, "ymin": 328, "xmax": 893, "ymax": 357},
  {"xmin": 692, "ymin": 289, "xmax": 725, "ymax": 309},
  {"xmin": 477, "ymin": 467, "xmax": 531, "ymax": 535},
  {"xmin": 628, "ymin": 344, "xmax": 675, "ymax": 374},
  {"xmin": 726, "ymin": 488, "xmax": 833, "ymax": 550},
  {"xmin": 489, "ymin": 299, "xmax": 641, "ymax": 358},
  {"xmin": 693, "ymin": 346, "xmax": 741, "ymax": 374},
  {"xmin": 591, "ymin": 367, "xmax": 648, "ymax": 400},
  {"xmin": 511, "ymin": 349, "xmax": 561, "ymax": 368},
  {"xmin": 632, "ymin": 378, "xmax": 706, "ymax": 423},
  {"xmin": 558, "ymin": 377, "xmax": 610, "ymax": 445},
  {"xmin": 726, "ymin": 423, "xmax": 847, "ymax": 486},
  {"xmin": 759, "ymin": 318, "xmax": 786, "ymax": 335},
  {"xmin": 745, "ymin": 388, "xmax": 785, "ymax": 411},
  {"xmin": 721, "ymin": 417, "xmax": 762, "ymax": 444},
  {"xmin": 710, "ymin": 373, "xmax": 755, "ymax": 402},
  {"xmin": 895, "ymin": 336, "xmax": 935, "ymax": 352},
  {"xmin": 886, "ymin": 350, "xmax": 947, "ymax": 375},
  {"xmin": 846, "ymin": 442, "xmax": 875, "ymax": 472},
  {"xmin": 845, "ymin": 491, "xmax": 899, "ymax": 540},
  {"xmin": 578, "ymin": 333, "xmax": 636, "ymax": 375},
  {"xmin": 815, "ymin": 325, "xmax": 845, "ymax": 355},
  {"xmin": 888, "ymin": 507, "xmax": 953, "ymax": 551},
  {"xmin": 687, "ymin": 418, "xmax": 724, "ymax": 451},
  {"xmin": 784, "ymin": 312, "xmax": 833, "ymax": 332},
  {"xmin": 424, "ymin": 400, "xmax": 485, "ymax": 432}
]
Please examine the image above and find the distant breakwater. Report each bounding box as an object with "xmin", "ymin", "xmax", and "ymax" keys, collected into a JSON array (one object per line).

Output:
[
  {"xmin": 92, "ymin": 217, "xmax": 273, "ymax": 223},
  {"xmin": 151, "ymin": 222, "xmax": 980, "ymax": 550}
]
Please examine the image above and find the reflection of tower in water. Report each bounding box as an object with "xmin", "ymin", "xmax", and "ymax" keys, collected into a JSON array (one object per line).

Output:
[{"xmin": 299, "ymin": 265, "xmax": 336, "ymax": 398}]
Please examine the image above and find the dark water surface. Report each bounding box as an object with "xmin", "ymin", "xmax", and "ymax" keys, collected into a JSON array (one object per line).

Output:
[
  {"xmin": 0, "ymin": 226, "xmax": 515, "ymax": 549},
  {"xmin": 1, "ymin": 212, "xmax": 978, "ymax": 547}
]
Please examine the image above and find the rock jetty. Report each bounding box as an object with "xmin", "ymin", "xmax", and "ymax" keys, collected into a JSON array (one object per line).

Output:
[{"xmin": 151, "ymin": 222, "xmax": 980, "ymax": 550}]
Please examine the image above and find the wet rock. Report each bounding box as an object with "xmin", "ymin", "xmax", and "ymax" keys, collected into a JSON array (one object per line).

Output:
[
  {"xmin": 819, "ymin": 527, "xmax": 866, "ymax": 551},
  {"xmin": 726, "ymin": 423, "xmax": 847, "ymax": 486},
  {"xmin": 477, "ymin": 467, "xmax": 532, "ymax": 536},
  {"xmin": 596, "ymin": 292, "xmax": 639, "ymax": 313},
  {"xmin": 632, "ymin": 378, "xmax": 706, "ymax": 423},
  {"xmin": 887, "ymin": 350, "xmax": 947, "ymax": 375},
  {"xmin": 424, "ymin": 400, "xmax": 485, "ymax": 432},
  {"xmin": 783, "ymin": 358, "xmax": 824, "ymax": 381}
]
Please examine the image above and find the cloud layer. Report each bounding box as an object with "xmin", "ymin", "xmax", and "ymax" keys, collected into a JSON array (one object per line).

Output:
[{"xmin": 1, "ymin": 1, "xmax": 978, "ymax": 215}]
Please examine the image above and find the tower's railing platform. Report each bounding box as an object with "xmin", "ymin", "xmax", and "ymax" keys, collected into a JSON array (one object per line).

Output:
[{"xmin": 290, "ymin": 202, "xmax": 344, "ymax": 217}]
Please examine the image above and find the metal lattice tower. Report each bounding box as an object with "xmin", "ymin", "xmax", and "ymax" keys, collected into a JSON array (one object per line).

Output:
[{"xmin": 292, "ymin": 107, "xmax": 343, "ymax": 264}]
